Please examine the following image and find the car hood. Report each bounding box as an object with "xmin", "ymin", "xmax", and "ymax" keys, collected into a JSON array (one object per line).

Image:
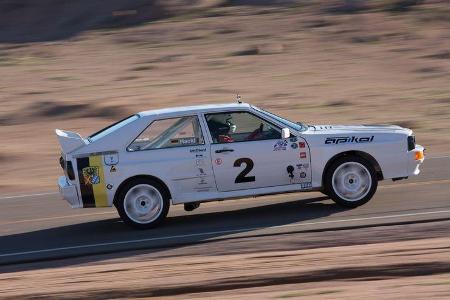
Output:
[{"xmin": 307, "ymin": 124, "xmax": 412, "ymax": 135}]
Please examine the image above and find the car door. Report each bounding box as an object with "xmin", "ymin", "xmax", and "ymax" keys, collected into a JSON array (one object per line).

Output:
[{"xmin": 204, "ymin": 111, "xmax": 311, "ymax": 192}]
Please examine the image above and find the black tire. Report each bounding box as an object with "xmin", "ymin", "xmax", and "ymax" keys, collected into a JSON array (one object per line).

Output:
[
  {"xmin": 116, "ymin": 178, "xmax": 170, "ymax": 229},
  {"xmin": 319, "ymin": 189, "xmax": 330, "ymax": 198},
  {"xmin": 324, "ymin": 156, "xmax": 378, "ymax": 208}
]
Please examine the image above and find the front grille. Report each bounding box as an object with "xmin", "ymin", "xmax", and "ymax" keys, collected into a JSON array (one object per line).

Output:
[{"xmin": 407, "ymin": 135, "xmax": 415, "ymax": 151}]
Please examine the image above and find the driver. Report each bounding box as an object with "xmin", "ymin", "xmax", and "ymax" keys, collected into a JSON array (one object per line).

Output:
[{"xmin": 206, "ymin": 115, "xmax": 235, "ymax": 143}]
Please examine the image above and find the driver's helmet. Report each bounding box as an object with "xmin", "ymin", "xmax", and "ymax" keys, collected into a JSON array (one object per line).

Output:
[{"xmin": 207, "ymin": 114, "xmax": 234, "ymax": 142}]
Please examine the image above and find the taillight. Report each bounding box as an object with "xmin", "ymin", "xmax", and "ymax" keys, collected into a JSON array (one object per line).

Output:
[
  {"xmin": 67, "ymin": 161, "xmax": 75, "ymax": 180},
  {"xmin": 407, "ymin": 135, "xmax": 415, "ymax": 151},
  {"xmin": 59, "ymin": 156, "xmax": 65, "ymax": 169},
  {"xmin": 59, "ymin": 156, "xmax": 75, "ymax": 180}
]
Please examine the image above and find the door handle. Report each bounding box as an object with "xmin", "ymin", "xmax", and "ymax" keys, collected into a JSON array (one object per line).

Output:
[{"xmin": 215, "ymin": 148, "xmax": 234, "ymax": 153}]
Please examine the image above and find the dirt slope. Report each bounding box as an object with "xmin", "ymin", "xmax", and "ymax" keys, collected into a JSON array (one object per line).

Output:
[
  {"xmin": 0, "ymin": 0, "xmax": 449, "ymax": 193},
  {"xmin": 0, "ymin": 0, "xmax": 223, "ymax": 43}
]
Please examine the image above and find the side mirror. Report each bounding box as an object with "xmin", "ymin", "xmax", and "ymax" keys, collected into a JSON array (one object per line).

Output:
[{"xmin": 281, "ymin": 128, "xmax": 290, "ymax": 139}]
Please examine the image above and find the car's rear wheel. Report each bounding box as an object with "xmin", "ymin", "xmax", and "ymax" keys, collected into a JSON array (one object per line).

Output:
[
  {"xmin": 116, "ymin": 178, "xmax": 170, "ymax": 229},
  {"xmin": 325, "ymin": 156, "xmax": 378, "ymax": 208}
]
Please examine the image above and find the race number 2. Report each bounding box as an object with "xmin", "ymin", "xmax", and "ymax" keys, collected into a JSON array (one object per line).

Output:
[{"xmin": 234, "ymin": 158, "xmax": 255, "ymax": 183}]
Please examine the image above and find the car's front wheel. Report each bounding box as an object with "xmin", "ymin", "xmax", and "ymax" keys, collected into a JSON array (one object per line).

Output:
[
  {"xmin": 324, "ymin": 156, "xmax": 378, "ymax": 208},
  {"xmin": 116, "ymin": 178, "xmax": 170, "ymax": 229}
]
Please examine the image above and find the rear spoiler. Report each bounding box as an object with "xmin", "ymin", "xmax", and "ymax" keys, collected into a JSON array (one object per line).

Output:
[{"xmin": 55, "ymin": 129, "xmax": 87, "ymax": 154}]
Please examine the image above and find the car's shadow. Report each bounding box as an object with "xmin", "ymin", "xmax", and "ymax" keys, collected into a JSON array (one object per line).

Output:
[{"xmin": 0, "ymin": 195, "xmax": 347, "ymax": 272}]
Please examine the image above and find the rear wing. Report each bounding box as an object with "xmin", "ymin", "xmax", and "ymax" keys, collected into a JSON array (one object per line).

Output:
[{"xmin": 55, "ymin": 129, "xmax": 87, "ymax": 154}]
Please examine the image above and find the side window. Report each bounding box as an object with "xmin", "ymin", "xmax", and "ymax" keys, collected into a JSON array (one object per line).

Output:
[
  {"xmin": 205, "ymin": 112, "xmax": 281, "ymax": 144},
  {"xmin": 128, "ymin": 116, "xmax": 204, "ymax": 151}
]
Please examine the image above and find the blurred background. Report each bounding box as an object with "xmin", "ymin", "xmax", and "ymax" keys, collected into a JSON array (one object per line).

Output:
[{"xmin": 0, "ymin": 0, "xmax": 449, "ymax": 194}]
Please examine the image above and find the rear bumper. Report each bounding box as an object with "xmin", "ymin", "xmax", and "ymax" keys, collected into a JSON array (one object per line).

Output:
[
  {"xmin": 407, "ymin": 144, "xmax": 425, "ymax": 176},
  {"xmin": 58, "ymin": 176, "xmax": 81, "ymax": 208}
]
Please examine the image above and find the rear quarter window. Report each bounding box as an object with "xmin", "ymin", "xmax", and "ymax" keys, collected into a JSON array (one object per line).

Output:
[
  {"xmin": 127, "ymin": 116, "xmax": 204, "ymax": 151},
  {"xmin": 88, "ymin": 115, "xmax": 139, "ymax": 143}
]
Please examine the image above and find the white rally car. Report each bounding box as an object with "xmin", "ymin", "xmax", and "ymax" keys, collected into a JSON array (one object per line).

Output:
[{"xmin": 57, "ymin": 102, "xmax": 425, "ymax": 228}]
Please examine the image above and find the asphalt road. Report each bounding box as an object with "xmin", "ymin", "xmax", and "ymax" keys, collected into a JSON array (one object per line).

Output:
[{"xmin": 0, "ymin": 155, "xmax": 449, "ymax": 265}]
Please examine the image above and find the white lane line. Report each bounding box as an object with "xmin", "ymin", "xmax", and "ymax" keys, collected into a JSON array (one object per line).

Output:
[
  {"xmin": 0, "ymin": 211, "xmax": 115, "ymax": 226},
  {"xmin": 380, "ymin": 179, "xmax": 450, "ymax": 189},
  {"xmin": 0, "ymin": 192, "xmax": 58, "ymax": 200},
  {"xmin": 1, "ymin": 209, "xmax": 449, "ymax": 259},
  {"xmin": 427, "ymin": 155, "xmax": 450, "ymax": 159}
]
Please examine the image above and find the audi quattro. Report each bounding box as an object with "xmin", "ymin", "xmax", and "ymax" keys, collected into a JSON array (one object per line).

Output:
[{"xmin": 57, "ymin": 102, "xmax": 425, "ymax": 228}]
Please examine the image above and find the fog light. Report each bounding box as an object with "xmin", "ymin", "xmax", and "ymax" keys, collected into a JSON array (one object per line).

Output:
[{"xmin": 415, "ymin": 150, "xmax": 424, "ymax": 161}]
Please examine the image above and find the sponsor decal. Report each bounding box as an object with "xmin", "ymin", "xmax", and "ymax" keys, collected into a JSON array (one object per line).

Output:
[
  {"xmin": 198, "ymin": 177, "xmax": 208, "ymax": 185},
  {"xmin": 290, "ymin": 143, "xmax": 298, "ymax": 149},
  {"xmin": 77, "ymin": 156, "xmax": 108, "ymax": 208},
  {"xmin": 287, "ymin": 165, "xmax": 295, "ymax": 180},
  {"xmin": 296, "ymin": 163, "xmax": 310, "ymax": 169},
  {"xmin": 179, "ymin": 137, "xmax": 197, "ymax": 145},
  {"xmin": 273, "ymin": 140, "xmax": 288, "ymax": 151},
  {"xmin": 82, "ymin": 167, "xmax": 100, "ymax": 185},
  {"xmin": 104, "ymin": 153, "xmax": 119, "ymax": 166},
  {"xmin": 215, "ymin": 158, "xmax": 223, "ymax": 165},
  {"xmin": 106, "ymin": 184, "xmax": 113, "ymax": 190},
  {"xmin": 289, "ymin": 137, "xmax": 298, "ymax": 143},
  {"xmin": 300, "ymin": 172, "xmax": 307, "ymax": 178},
  {"xmin": 197, "ymin": 167, "xmax": 206, "ymax": 177},
  {"xmin": 300, "ymin": 152, "xmax": 307, "ymax": 159},
  {"xmin": 325, "ymin": 136, "xmax": 374, "ymax": 145},
  {"xmin": 300, "ymin": 182, "xmax": 312, "ymax": 189},
  {"xmin": 196, "ymin": 158, "xmax": 205, "ymax": 166},
  {"xmin": 190, "ymin": 148, "xmax": 206, "ymax": 153},
  {"xmin": 299, "ymin": 142, "xmax": 306, "ymax": 148},
  {"xmin": 110, "ymin": 165, "xmax": 117, "ymax": 173}
]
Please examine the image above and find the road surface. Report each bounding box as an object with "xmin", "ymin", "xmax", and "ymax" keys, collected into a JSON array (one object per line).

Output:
[{"xmin": 0, "ymin": 155, "xmax": 449, "ymax": 265}]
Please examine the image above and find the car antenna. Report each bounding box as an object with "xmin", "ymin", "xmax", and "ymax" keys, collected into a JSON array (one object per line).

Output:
[{"xmin": 236, "ymin": 93, "xmax": 242, "ymax": 104}]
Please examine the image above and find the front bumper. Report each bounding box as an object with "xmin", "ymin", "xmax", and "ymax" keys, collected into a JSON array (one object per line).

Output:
[
  {"xmin": 58, "ymin": 176, "xmax": 81, "ymax": 208},
  {"xmin": 407, "ymin": 144, "xmax": 425, "ymax": 176}
]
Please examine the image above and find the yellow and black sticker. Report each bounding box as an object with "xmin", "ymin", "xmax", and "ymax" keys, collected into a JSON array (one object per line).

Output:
[{"xmin": 77, "ymin": 155, "xmax": 108, "ymax": 207}]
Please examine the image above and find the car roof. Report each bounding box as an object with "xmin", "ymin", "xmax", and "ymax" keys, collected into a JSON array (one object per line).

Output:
[{"xmin": 138, "ymin": 102, "xmax": 251, "ymax": 117}]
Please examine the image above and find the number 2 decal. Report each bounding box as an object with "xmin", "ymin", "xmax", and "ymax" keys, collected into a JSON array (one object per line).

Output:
[{"xmin": 234, "ymin": 158, "xmax": 255, "ymax": 183}]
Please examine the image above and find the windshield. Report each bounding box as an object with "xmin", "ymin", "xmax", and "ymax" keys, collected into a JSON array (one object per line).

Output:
[
  {"xmin": 88, "ymin": 114, "xmax": 140, "ymax": 143},
  {"xmin": 253, "ymin": 106, "xmax": 307, "ymax": 132}
]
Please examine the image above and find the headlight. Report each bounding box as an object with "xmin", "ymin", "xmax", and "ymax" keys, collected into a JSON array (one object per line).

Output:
[{"xmin": 415, "ymin": 150, "xmax": 424, "ymax": 161}]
